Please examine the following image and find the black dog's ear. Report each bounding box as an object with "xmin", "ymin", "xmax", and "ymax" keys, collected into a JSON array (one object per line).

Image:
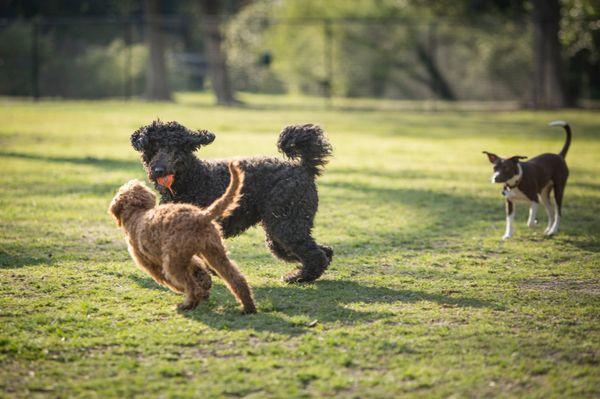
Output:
[
  {"xmin": 186, "ymin": 129, "xmax": 215, "ymax": 149},
  {"xmin": 131, "ymin": 129, "xmax": 148, "ymax": 152},
  {"xmin": 508, "ymin": 155, "xmax": 527, "ymax": 162},
  {"xmin": 483, "ymin": 151, "xmax": 501, "ymax": 164}
]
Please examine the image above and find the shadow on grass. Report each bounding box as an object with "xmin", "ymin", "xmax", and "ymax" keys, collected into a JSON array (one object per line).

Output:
[
  {"xmin": 571, "ymin": 181, "xmax": 600, "ymax": 192},
  {"xmin": 322, "ymin": 179, "xmax": 499, "ymax": 244},
  {"xmin": 0, "ymin": 250, "xmax": 54, "ymax": 268},
  {"xmin": 128, "ymin": 274, "xmax": 171, "ymax": 292},
  {"xmin": 327, "ymin": 178, "xmax": 599, "ymax": 250},
  {"xmin": 560, "ymin": 237, "xmax": 600, "ymax": 253},
  {"xmin": 0, "ymin": 151, "xmax": 145, "ymax": 196},
  {"xmin": 131, "ymin": 276, "xmax": 500, "ymax": 335},
  {"xmin": 0, "ymin": 151, "xmax": 140, "ymax": 171},
  {"xmin": 327, "ymin": 167, "xmax": 438, "ymax": 181}
]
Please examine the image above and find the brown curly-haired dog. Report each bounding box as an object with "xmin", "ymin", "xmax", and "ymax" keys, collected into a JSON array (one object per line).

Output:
[{"xmin": 109, "ymin": 162, "xmax": 256, "ymax": 314}]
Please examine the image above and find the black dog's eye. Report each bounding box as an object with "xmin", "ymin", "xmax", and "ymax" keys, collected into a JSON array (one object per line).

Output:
[{"xmin": 142, "ymin": 149, "xmax": 156, "ymax": 163}]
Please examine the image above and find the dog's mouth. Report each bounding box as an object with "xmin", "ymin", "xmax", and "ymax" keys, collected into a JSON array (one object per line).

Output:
[
  {"xmin": 491, "ymin": 172, "xmax": 508, "ymax": 184},
  {"xmin": 155, "ymin": 174, "xmax": 175, "ymax": 195}
]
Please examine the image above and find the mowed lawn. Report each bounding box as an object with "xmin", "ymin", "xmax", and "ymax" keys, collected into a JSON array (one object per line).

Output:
[{"xmin": 0, "ymin": 93, "xmax": 598, "ymax": 398}]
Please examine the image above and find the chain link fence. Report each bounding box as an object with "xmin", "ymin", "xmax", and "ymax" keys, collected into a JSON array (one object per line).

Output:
[
  {"xmin": 0, "ymin": 16, "xmax": 205, "ymax": 99},
  {"xmin": 0, "ymin": 15, "xmax": 596, "ymax": 108}
]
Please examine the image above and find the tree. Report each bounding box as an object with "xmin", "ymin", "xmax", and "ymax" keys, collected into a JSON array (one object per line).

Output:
[
  {"xmin": 145, "ymin": 0, "xmax": 172, "ymax": 101},
  {"xmin": 199, "ymin": 0, "xmax": 237, "ymax": 105},
  {"xmin": 531, "ymin": 0, "xmax": 567, "ymax": 108}
]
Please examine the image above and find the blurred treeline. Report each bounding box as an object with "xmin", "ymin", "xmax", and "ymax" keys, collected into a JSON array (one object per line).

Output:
[{"xmin": 0, "ymin": 0, "xmax": 598, "ymax": 107}]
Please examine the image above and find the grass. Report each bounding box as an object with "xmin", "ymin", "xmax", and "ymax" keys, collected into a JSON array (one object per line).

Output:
[{"xmin": 0, "ymin": 92, "xmax": 599, "ymax": 398}]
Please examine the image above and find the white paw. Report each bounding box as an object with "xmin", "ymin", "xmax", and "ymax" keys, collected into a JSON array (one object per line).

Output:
[
  {"xmin": 546, "ymin": 228, "xmax": 558, "ymax": 236},
  {"xmin": 527, "ymin": 221, "xmax": 537, "ymax": 228},
  {"xmin": 502, "ymin": 234, "xmax": 512, "ymax": 240}
]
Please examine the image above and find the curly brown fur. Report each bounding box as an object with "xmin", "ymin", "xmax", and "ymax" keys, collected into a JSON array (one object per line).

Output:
[
  {"xmin": 109, "ymin": 162, "xmax": 256, "ymax": 314},
  {"xmin": 131, "ymin": 120, "xmax": 333, "ymax": 283}
]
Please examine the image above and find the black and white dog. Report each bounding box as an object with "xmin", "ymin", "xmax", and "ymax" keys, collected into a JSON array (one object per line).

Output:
[{"xmin": 483, "ymin": 121, "xmax": 571, "ymax": 239}]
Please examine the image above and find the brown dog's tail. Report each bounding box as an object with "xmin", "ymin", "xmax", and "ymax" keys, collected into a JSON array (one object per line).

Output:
[
  {"xmin": 205, "ymin": 161, "xmax": 244, "ymax": 220},
  {"xmin": 549, "ymin": 120, "xmax": 572, "ymax": 159}
]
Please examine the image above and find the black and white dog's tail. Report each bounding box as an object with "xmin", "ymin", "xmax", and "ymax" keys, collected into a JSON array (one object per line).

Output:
[
  {"xmin": 549, "ymin": 120, "xmax": 572, "ymax": 159},
  {"xmin": 277, "ymin": 124, "xmax": 333, "ymax": 176}
]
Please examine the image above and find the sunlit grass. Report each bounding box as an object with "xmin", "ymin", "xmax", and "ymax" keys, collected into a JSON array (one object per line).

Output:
[{"xmin": 1, "ymin": 93, "xmax": 599, "ymax": 397}]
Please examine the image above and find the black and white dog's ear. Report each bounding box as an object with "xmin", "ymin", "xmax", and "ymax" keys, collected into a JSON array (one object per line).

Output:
[
  {"xmin": 508, "ymin": 155, "xmax": 527, "ymax": 162},
  {"xmin": 131, "ymin": 129, "xmax": 148, "ymax": 152},
  {"xmin": 186, "ymin": 129, "xmax": 215, "ymax": 149},
  {"xmin": 482, "ymin": 151, "xmax": 501, "ymax": 164}
]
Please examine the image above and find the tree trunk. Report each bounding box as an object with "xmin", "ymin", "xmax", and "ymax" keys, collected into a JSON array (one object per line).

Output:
[
  {"xmin": 200, "ymin": 0, "xmax": 236, "ymax": 105},
  {"xmin": 531, "ymin": 0, "xmax": 566, "ymax": 108},
  {"xmin": 145, "ymin": 0, "xmax": 171, "ymax": 101},
  {"xmin": 416, "ymin": 42, "xmax": 456, "ymax": 101}
]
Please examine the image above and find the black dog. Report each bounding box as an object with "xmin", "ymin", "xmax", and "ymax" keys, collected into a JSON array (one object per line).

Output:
[
  {"xmin": 483, "ymin": 121, "xmax": 571, "ymax": 239},
  {"xmin": 131, "ymin": 121, "xmax": 333, "ymax": 283}
]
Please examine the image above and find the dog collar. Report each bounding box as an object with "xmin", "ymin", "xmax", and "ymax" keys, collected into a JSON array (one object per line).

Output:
[{"xmin": 504, "ymin": 164, "xmax": 523, "ymax": 190}]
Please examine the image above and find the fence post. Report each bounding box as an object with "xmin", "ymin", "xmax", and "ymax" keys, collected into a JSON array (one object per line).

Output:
[
  {"xmin": 323, "ymin": 19, "xmax": 333, "ymax": 107},
  {"xmin": 124, "ymin": 18, "xmax": 133, "ymax": 99},
  {"xmin": 428, "ymin": 22, "xmax": 437, "ymax": 111},
  {"xmin": 31, "ymin": 20, "xmax": 39, "ymax": 100}
]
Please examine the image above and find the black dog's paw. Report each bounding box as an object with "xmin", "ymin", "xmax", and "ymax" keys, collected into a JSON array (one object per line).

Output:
[
  {"xmin": 282, "ymin": 269, "xmax": 321, "ymax": 284},
  {"xmin": 320, "ymin": 245, "xmax": 334, "ymax": 263}
]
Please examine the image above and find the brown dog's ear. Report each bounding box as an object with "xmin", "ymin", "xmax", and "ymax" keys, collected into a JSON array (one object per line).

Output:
[
  {"xmin": 483, "ymin": 151, "xmax": 501, "ymax": 164},
  {"xmin": 508, "ymin": 155, "xmax": 527, "ymax": 162},
  {"xmin": 108, "ymin": 196, "xmax": 123, "ymax": 227}
]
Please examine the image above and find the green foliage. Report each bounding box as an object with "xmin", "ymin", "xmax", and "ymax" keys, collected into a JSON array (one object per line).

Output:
[
  {"xmin": 225, "ymin": 1, "xmax": 286, "ymax": 93},
  {"xmin": 226, "ymin": 0, "xmax": 538, "ymax": 100},
  {"xmin": 40, "ymin": 39, "xmax": 147, "ymax": 98},
  {"xmin": 0, "ymin": 22, "xmax": 40, "ymax": 96},
  {"xmin": 0, "ymin": 93, "xmax": 599, "ymax": 397},
  {"xmin": 0, "ymin": 21, "xmax": 199, "ymax": 98}
]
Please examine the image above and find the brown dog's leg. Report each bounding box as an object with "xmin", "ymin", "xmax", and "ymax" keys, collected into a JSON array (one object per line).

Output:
[
  {"xmin": 190, "ymin": 256, "xmax": 212, "ymax": 299},
  {"xmin": 201, "ymin": 238, "xmax": 256, "ymax": 314},
  {"xmin": 129, "ymin": 244, "xmax": 185, "ymax": 293},
  {"xmin": 162, "ymin": 253, "xmax": 205, "ymax": 311}
]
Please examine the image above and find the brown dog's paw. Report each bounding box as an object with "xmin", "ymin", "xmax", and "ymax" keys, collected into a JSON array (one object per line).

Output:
[
  {"xmin": 176, "ymin": 300, "xmax": 199, "ymax": 312},
  {"xmin": 193, "ymin": 267, "xmax": 212, "ymax": 291}
]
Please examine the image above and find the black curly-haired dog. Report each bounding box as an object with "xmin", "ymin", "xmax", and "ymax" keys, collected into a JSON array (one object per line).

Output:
[{"xmin": 131, "ymin": 120, "xmax": 333, "ymax": 283}]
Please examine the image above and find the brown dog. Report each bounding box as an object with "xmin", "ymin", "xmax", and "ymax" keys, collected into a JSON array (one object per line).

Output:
[{"xmin": 109, "ymin": 162, "xmax": 256, "ymax": 313}]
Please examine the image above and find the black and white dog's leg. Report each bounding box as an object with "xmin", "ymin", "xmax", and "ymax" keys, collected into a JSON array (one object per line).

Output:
[
  {"xmin": 527, "ymin": 200, "xmax": 539, "ymax": 228},
  {"xmin": 547, "ymin": 201, "xmax": 561, "ymax": 236},
  {"xmin": 540, "ymin": 186, "xmax": 554, "ymax": 235},
  {"xmin": 547, "ymin": 182, "xmax": 565, "ymax": 236},
  {"xmin": 503, "ymin": 200, "xmax": 515, "ymax": 240}
]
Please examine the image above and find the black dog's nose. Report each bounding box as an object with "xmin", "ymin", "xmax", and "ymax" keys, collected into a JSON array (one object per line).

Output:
[{"xmin": 152, "ymin": 166, "xmax": 166, "ymax": 176}]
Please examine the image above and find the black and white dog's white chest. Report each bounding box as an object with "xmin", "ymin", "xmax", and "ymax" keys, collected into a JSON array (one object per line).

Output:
[{"xmin": 502, "ymin": 186, "xmax": 530, "ymax": 202}]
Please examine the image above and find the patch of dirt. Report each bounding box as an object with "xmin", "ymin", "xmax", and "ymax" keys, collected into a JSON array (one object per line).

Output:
[{"xmin": 519, "ymin": 278, "xmax": 599, "ymax": 295}]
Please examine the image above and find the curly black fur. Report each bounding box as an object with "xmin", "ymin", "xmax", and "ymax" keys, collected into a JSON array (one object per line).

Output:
[
  {"xmin": 277, "ymin": 124, "xmax": 333, "ymax": 176},
  {"xmin": 131, "ymin": 120, "xmax": 215, "ymax": 152},
  {"xmin": 131, "ymin": 120, "xmax": 333, "ymax": 283}
]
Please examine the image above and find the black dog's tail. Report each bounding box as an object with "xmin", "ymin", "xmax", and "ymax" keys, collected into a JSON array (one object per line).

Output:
[
  {"xmin": 277, "ymin": 124, "xmax": 332, "ymax": 176},
  {"xmin": 549, "ymin": 120, "xmax": 572, "ymax": 159}
]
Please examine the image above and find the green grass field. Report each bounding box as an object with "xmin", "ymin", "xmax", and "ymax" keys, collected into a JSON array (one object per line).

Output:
[{"xmin": 1, "ymin": 93, "xmax": 599, "ymax": 398}]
